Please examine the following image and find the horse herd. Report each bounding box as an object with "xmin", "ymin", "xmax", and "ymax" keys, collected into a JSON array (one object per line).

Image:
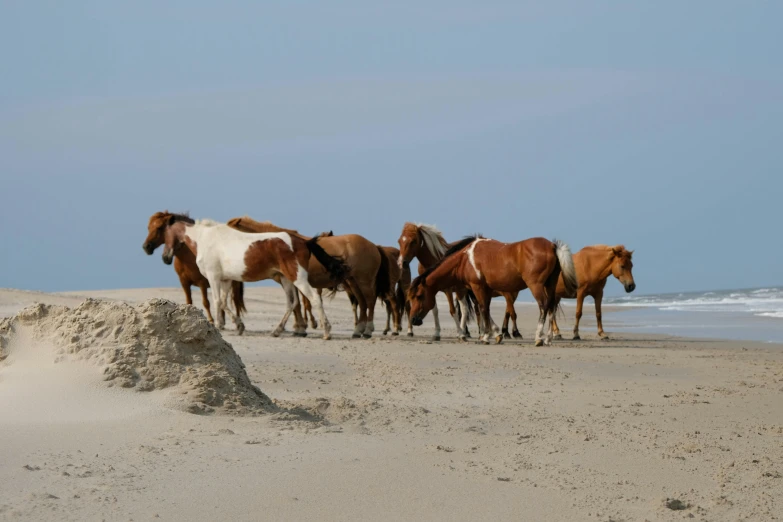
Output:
[{"xmin": 142, "ymin": 212, "xmax": 636, "ymax": 346}]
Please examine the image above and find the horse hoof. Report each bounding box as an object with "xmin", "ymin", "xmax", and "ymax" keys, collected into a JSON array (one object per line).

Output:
[
  {"xmin": 482, "ymin": 340, "xmax": 490, "ymax": 346},
  {"xmin": 293, "ymin": 331, "xmax": 307, "ymax": 338},
  {"xmin": 323, "ymin": 334, "xmax": 332, "ymax": 341},
  {"xmin": 382, "ymin": 330, "xmax": 389, "ymax": 336},
  {"xmin": 599, "ymin": 336, "xmax": 610, "ymax": 341},
  {"xmin": 311, "ymin": 322, "xmax": 318, "ymax": 329},
  {"xmin": 362, "ymin": 333, "xmax": 372, "ymax": 339},
  {"xmin": 458, "ymin": 336, "xmax": 467, "ymax": 342},
  {"xmin": 572, "ymin": 335, "xmax": 581, "ymax": 341},
  {"xmin": 553, "ymin": 334, "xmax": 562, "ymax": 341},
  {"xmin": 352, "ymin": 333, "xmax": 362, "ymax": 339},
  {"xmin": 534, "ymin": 339, "xmax": 544, "ymax": 347},
  {"xmin": 407, "ymin": 332, "xmax": 414, "ymax": 337},
  {"xmin": 512, "ymin": 331, "xmax": 523, "ymax": 339},
  {"xmin": 432, "ymin": 335, "xmax": 441, "ymax": 342},
  {"xmin": 391, "ymin": 332, "xmax": 399, "ymax": 336},
  {"xmin": 465, "ymin": 331, "xmax": 472, "ymax": 338},
  {"xmin": 495, "ymin": 336, "xmax": 504, "ymax": 344},
  {"xmin": 237, "ymin": 324, "xmax": 245, "ymax": 336}
]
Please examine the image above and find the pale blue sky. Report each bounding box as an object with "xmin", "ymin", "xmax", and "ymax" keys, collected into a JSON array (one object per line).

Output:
[{"xmin": 1, "ymin": 1, "xmax": 781, "ymax": 295}]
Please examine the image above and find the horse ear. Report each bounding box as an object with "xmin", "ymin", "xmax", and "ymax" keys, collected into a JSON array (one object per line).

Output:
[
  {"xmin": 328, "ymin": 230, "xmax": 334, "ymax": 236},
  {"xmin": 612, "ymin": 246, "xmax": 623, "ymax": 256}
]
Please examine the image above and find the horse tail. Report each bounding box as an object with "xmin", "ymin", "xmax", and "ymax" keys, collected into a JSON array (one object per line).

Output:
[
  {"xmin": 553, "ymin": 239, "xmax": 577, "ymax": 297},
  {"xmin": 231, "ymin": 281, "xmax": 247, "ymax": 317},
  {"xmin": 463, "ymin": 289, "xmax": 477, "ymax": 323},
  {"xmin": 375, "ymin": 246, "xmax": 391, "ymax": 298},
  {"xmin": 394, "ymin": 282, "xmax": 406, "ymax": 315},
  {"xmin": 305, "ymin": 237, "xmax": 350, "ymax": 283}
]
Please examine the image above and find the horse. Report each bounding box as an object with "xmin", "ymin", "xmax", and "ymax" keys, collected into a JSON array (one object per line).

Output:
[
  {"xmin": 551, "ymin": 245, "xmax": 635, "ymax": 340},
  {"xmin": 143, "ymin": 212, "xmax": 245, "ymax": 326},
  {"xmin": 227, "ymin": 216, "xmax": 389, "ymax": 338},
  {"xmin": 408, "ymin": 235, "xmax": 578, "ymax": 346},
  {"xmin": 397, "ymin": 223, "xmax": 472, "ymax": 340},
  {"xmin": 151, "ymin": 212, "xmax": 349, "ymax": 339}
]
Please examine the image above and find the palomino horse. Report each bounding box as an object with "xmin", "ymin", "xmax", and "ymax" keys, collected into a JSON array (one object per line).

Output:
[
  {"xmin": 408, "ymin": 236, "xmax": 578, "ymax": 346},
  {"xmin": 552, "ymin": 245, "xmax": 635, "ymax": 340},
  {"xmin": 397, "ymin": 223, "xmax": 471, "ymax": 340},
  {"xmin": 227, "ymin": 216, "xmax": 389, "ymax": 338},
  {"xmin": 152, "ymin": 213, "xmax": 349, "ymax": 339},
  {"xmin": 143, "ymin": 212, "xmax": 245, "ymax": 326}
]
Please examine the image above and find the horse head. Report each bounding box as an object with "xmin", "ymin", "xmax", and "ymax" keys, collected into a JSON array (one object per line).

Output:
[
  {"xmin": 397, "ymin": 223, "xmax": 421, "ymax": 270},
  {"xmin": 143, "ymin": 211, "xmax": 174, "ymax": 256},
  {"xmin": 611, "ymin": 246, "xmax": 636, "ymax": 293},
  {"xmin": 407, "ymin": 276, "xmax": 437, "ymax": 326}
]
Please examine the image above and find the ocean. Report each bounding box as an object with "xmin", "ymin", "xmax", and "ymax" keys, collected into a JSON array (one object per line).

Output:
[{"xmin": 602, "ymin": 287, "xmax": 783, "ymax": 344}]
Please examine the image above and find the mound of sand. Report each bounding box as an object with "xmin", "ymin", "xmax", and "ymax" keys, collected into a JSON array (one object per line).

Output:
[{"xmin": 0, "ymin": 298, "xmax": 273, "ymax": 415}]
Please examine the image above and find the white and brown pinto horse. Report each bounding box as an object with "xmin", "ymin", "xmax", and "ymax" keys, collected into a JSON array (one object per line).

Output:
[
  {"xmin": 552, "ymin": 245, "xmax": 635, "ymax": 340},
  {"xmin": 152, "ymin": 213, "xmax": 348, "ymax": 339},
  {"xmin": 227, "ymin": 216, "xmax": 389, "ymax": 338},
  {"xmin": 408, "ymin": 236, "xmax": 578, "ymax": 346}
]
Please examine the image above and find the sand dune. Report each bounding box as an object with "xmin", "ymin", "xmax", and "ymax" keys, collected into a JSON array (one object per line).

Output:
[{"xmin": 1, "ymin": 287, "xmax": 782, "ymax": 521}]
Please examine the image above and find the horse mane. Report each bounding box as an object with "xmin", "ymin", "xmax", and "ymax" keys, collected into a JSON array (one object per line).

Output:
[
  {"xmin": 158, "ymin": 211, "xmax": 195, "ymax": 225},
  {"xmin": 227, "ymin": 216, "xmax": 302, "ymax": 236},
  {"xmin": 413, "ymin": 223, "xmax": 448, "ymax": 259},
  {"xmin": 410, "ymin": 235, "xmax": 481, "ymax": 290},
  {"xmin": 195, "ymin": 218, "xmax": 220, "ymax": 227},
  {"xmin": 585, "ymin": 244, "xmax": 633, "ymax": 260}
]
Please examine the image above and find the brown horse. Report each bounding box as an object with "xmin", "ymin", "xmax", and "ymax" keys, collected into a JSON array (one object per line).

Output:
[
  {"xmin": 150, "ymin": 213, "xmax": 348, "ymax": 339},
  {"xmin": 397, "ymin": 223, "xmax": 474, "ymax": 340},
  {"xmin": 552, "ymin": 245, "xmax": 635, "ymax": 340},
  {"xmin": 408, "ymin": 236, "xmax": 578, "ymax": 346},
  {"xmin": 228, "ymin": 216, "xmax": 389, "ymax": 338},
  {"xmin": 143, "ymin": 212, "xmax": 245, "ymax": 325}
]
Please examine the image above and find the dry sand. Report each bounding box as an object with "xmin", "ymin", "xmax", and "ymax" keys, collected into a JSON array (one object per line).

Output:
[{"xmin": 1, "ymin": 286, "xmax": 782, "ymax": 522}]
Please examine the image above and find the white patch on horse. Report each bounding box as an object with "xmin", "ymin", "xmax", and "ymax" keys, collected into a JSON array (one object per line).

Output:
[{"xmin": 466, "ymin": 239, "xmax": 486, "ymax": 280}]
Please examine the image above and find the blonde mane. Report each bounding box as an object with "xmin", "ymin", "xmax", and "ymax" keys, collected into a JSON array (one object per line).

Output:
[
  {"xmin": 195, "ymin": 218, "xmax": 221, "ymax": 227},
  {"xmin": 416, "ymin": 223, "xmax": 448, "ymax": 259}
]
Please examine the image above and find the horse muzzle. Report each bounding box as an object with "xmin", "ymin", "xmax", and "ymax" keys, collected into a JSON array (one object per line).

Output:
[
  {"xmin": 143, "ymin": 243, "xmax": 154, "ymax": 255},
  {"xmin": 624, "ymin": 282, "xmax": 636, "ymax": 293},
  {"xmin": 411, "ymin": 315, "xmax": 424, "ymax": 327},
  {"xmin": 162, "ymin": 248, "xmax": 174, "ymax": 265}
]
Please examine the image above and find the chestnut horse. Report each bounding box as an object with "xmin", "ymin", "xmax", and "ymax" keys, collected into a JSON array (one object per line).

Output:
[
  {"xmin": 397, "ymin": 223, "xmax": 472, "ymax": 340},
  {"xmin": 408, "ymin": 236, "xmax": 578, "ymax": 346},
  {"xmin": 552, "ymin": 245, "xmax": 635, "ymax": 340},
  {"xmin": 143, "ymin": 212, "xmax": 245, "ymax": 326},
  {"xmin": 227, "ymin": 216, "xmax": 389, "ymax": 338}
]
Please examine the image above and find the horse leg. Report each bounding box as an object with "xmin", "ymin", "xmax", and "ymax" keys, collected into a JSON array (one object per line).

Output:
[
  {"xmin": 457, "ymin": 294, "xmax": 471, "ymax": 342},
  {"xmin": 295, "ymin": 281, "xmax": 332, "ymax": 341},
  {"xmin": 206, "ymin": 277, "xmax": 226, "ymax": 331},
  {"xmin": 363, "ymin": 288, "xmax": 377, "ymax": 339},
  {"xmin": 552, "ymin": 298, "xmax": 563, "ymax": 340},
  {"xmin": 431, "ymin": 297, "xmax": 442, "ymax": 342},
  {"xmin": 510, "ymin": 291, "xmax": 522, "ymax": 338},
  {"xmin": 274, "ymin": 279, "xmax": 300, "ymax": 337},
  {"xmin": 345, "ymin": 279, "xmax": 366, "ymax": 338},
  {"xmin": 194, "ymin": 282, "xmax": 215, "ymax": 323},
  {"xmin": 391, "ymin": 296, "xmax": 402, "ymax": 336},
  {"xmin": 215, "ymin": 280, "xmax": 244, "ymax": 335},
  {"xmin": 501, "ymin": 294, "xmax": 512, "ymax": 339},
  {"xmin": 446, "ymin": 291, "xmax": 461, "ymax": 334},
  {"xmin": 573, "ymin": 291, "xmax": 585, "ymax": 340},
  {"xmin": 528, "ymin": 283, "xmax": 550, "ymax": 347},
  {"xmin": 383, "ymin": 299, "xmax": 392, "ymax": 335},
  {"xmin": 290, "ymin": 286, "xmax": 308, "ymax": 335},
  {"xmin": 301, "ymin": 291, "xmax": 318, "ymax": 329},
  {"xmin": 594, "ymin": 289, "xmax": 609, "ymax": 340},
  {"xmin": 405, "ymin": 298, "xmax": 413, "ymax": 337}
]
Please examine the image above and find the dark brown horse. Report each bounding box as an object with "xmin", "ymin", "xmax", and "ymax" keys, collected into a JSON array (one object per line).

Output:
[
  {"xmin": 552, "ymin": 245, "xmax": 635, "ymax": 340},
  {"xmin": 408, "ymin": 236, "xmax": 578, "ymax": 346},
  {"xmin": 143, "ymin": 212, "xmax": 245, "ymax": 326},
  {"xmin": 228, "ymin": 216, "xmax": 389, "ymax": 338}
]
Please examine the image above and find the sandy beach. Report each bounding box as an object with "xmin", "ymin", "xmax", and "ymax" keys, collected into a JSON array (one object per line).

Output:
[{"xmin": 1, "ymin": 286, "xmax": 782, "ymax": 522}]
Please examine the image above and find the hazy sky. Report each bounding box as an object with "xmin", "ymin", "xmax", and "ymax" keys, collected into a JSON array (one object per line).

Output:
[{"xmin": 1, "ymin": 1, "xmax": 781, "ymax": 295}]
